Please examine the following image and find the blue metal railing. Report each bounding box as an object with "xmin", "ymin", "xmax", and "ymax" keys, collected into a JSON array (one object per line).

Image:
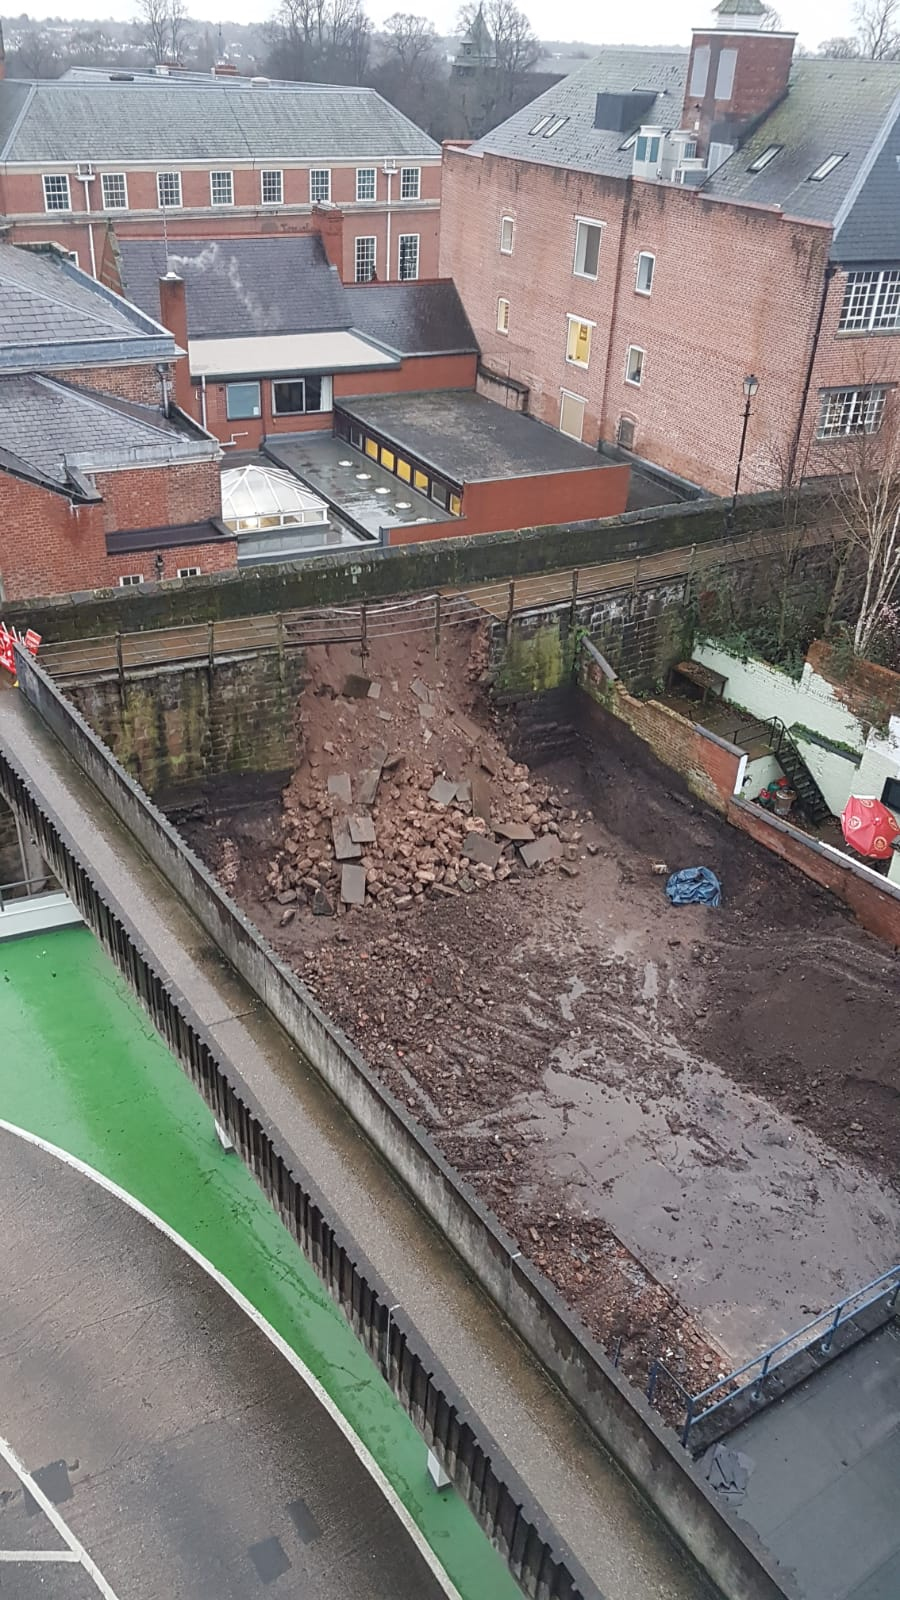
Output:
[{"xmin": 648, "ymin": 1264, "xmax": 900, "ymax": 1449}]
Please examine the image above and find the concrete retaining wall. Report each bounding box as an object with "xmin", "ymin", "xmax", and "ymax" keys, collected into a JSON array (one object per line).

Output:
[
  {"xmin": 10, "ymin": 642, "xmax": 801, "ymax": 1600},
  {"xmin": 65, "ymin": 649, "xmax": 306, "ymax": 793}
]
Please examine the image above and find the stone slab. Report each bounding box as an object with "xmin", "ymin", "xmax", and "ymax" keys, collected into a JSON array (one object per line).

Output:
[
  {"xmin": 340, "ymin": 864, "xmax": 367, "ymax": 905},
  {"xmin": 332, "ymin": 819, "xmax": 361, "ymax": 862},
  {"xmin": 411, "ymin": 678, "xmax": 431, "ymax": 703},
  {"xmin": 429, "ymin": 777, "xmax": 458, "ymax": 806},
  {"xmin": 519, "ymin": 834, "xmax": 562, "ymax": 868},
  {"xmin": 342, "ymin": 674, "xmax": 371, "ymax": 699},
  {"xmin": 327, "ymin": 773, "xmax": 352, "ymax": 806},
  {"xmin": 495, "ymin": 822, "xmax": 535, "ymax": 843},
  {"xmin": 462, "ymin": 832, "xmax": 504, "ymax": 869},
  {"xmin": 471, "ymin": 770, "xmax": 493, "ymax": 825},
  {"xmin": 454, "ymin": 780, "xmax": 472, "ymax": 805},
  {"xmin": 348, "ymin": 815, "xmax": 377, "ymax": 844}
]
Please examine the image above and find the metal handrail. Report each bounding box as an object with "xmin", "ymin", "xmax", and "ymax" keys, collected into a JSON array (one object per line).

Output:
[
  {"xmin": 648, "ymin": 1264, "xmax": 900, "ymax": 1449},
  {"xmin": 0, "ymin": 873, "xmax": 52, "ymax": 910}
]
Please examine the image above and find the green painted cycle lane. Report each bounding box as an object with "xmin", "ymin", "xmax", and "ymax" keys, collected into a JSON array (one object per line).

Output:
[{"xmin": 0, "ymin": 925, "xmax": 523, "ymax": 1600}]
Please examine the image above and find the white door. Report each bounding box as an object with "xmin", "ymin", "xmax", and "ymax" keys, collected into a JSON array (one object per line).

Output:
[{"xmin": 560, "ymin": 390, "xmax": 586, "ymax": 441}]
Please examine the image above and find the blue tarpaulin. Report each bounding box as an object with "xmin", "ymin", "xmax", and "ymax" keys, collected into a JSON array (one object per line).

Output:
[{"xmin": 665, "ymin": 867, "xmax": 722, "ymax": 907}]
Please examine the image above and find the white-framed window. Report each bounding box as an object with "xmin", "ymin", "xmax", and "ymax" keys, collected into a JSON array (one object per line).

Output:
[
  {"xmin": 634, "ymin": 132, "xmax": 661, "ymax": 165},
  {"xmin": 635, "ymin": 252, "xmax": 655, "ymax": 296},
  {"xmin": 310, "ymin": 168, "xmax": 331, "ymax": 204},
  {"xmin": 356, "ymin": 167, "xmax": 376, "ymax": 202},
  {"xmin": 573, "ymin": 218, "xmax": 602, "ymax": 280},
  {"xmin": 809, "ymin": 153, "xmax": 847, "ymax": 182},
  {"xmin": 497, "ymin": 297, "xmax": 510, "ymax": 334},
  {"xmin": 566, "ymin": 314, "xmax": 593, "ymax": 368},
  {"xmin": 118, "ymin": 573, "xmax": 144, "ymax": 587},
  {"xmin": 178, "ymin": 566, "xmax": 201, "ymax": 578},
  {"xmin": 272, "ymin": 375, "xmax": 330, "ymax": 414},
  {"xmin": 42, "ymin": 174, "xmax": 71, "ymax": 212},
  {"xmin": 261, "ymin": 169, "xmax": 283, "ymax": 205},
  {"xmin": 559, "ymin": 390, "xmax": 586, "ymax": 441},
  {"xmin": 840, "ymin": 269, "xmax": 900, "ymax": 334},
  {"xmin": 400, "ymin": 166, "xmax": 420, "ymax": 199},
  {"xmin": 625, "ymin": 345, "xmax": 645, "ymax": 386},
  {"xmin": 398, "ymin": 233, "xmax": 419, "ymax": 281},
  {"xmin": 210, "ymin": 170, "xmax": 234, "ymax": 206},
  {"xmin": 816, "ymin": 386, "xmax": 887, "ymax": 439},
  {"xmin": 355, "ymin": 236, "xmax": 376, "ymax": 282},
  {"xmin": 499, "ymin": 215, "xmax": 515, "ymax": 254},
  {"xmin": 101, "ymin": 172, "xmax": 128, "ymax": 210},
  {"xmin": 226, "ymin": 380, "xmax": 262, "ymax": 419},
  {"xmin": 157, "ymin": 171, "xmax": 182, "ymax": 208}
]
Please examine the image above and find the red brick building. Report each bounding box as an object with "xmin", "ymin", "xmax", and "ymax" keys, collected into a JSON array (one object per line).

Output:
[
  {"xmin": 0, "ymin": 242, "xmax": 229, "ymax": 602},
  {"xmin": 439, "ymin": 0, "xmax": 900, "ymax": 495},
  {"xmin": 0, "ymin": 68, "xmax": 441, "ymax": 287}
]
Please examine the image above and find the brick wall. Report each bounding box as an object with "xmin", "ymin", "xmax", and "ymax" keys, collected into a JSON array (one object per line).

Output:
[
  {"xmin": 439, "ymin": 146, "xmax": 831, "ymax": 494},
  {"xmin": 56, "ymin": 363, "xmax": 169, "ymax": 405},
  {"xmin": 65, "ymin": 645, "xmax": 306, "ymax": 792},
  {"xmin": 0, "ymin": 459, "xmax": 232, "ymax": 602},
  {"xmin": 385, "ymin": 461, "xmax": 629, "ymax": 544},
  {"xmin": 580, "ymin": 663, "xmax": 745, "ymax": 810},
  {"xmin": 729, "ymin": 796, "xmax": 900, "ymax": 948}
]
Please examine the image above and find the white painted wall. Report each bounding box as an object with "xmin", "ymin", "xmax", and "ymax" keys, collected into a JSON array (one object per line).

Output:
[
  {"xmin": 740, "ymin": 752, "xmax": 783, "ymax": 800},
  {"xmin": 793, "ymin": 736, "xmax": 859, "ymax": 815}
]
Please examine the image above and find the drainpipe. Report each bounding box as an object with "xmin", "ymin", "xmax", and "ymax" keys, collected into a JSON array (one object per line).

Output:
[
  {"xmin": 788, "ymin": 261, "xmax": 836, "ymax": 485},
  {"xmin": 74, "ymin": 170, "xmax": 97, "ymax": 277},
  {"xmin": 200, "ymin": 374, "xmax": 208, "ymax": 431},
  {"xmin": 156, "ymin": 362, "xmax": 170, "ymax": 415},
  {"xmin": 383, "ymin": 161, "xmax": 396, "ymax": 280}
]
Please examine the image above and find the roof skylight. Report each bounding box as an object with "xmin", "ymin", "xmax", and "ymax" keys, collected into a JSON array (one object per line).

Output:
[
  {"xmin": 748, "ymin": 144, "xmax": 783, "ymax": 172},
  {"xmin": 808, "ymin": 152, "xmax": 847, "ymax": 181},
  {"xmin": 529, "ymin": 114, "xmax": 553, "ymax": 134},
  {"xmin": 542, "ymin": 116, "xmax": 568, "ymax": 137}
]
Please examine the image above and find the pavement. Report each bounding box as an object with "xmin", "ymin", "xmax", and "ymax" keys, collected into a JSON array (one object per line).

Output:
[
  {"xmin": 0, "ymin": 685, "xmax": 710, "ymax": 1600},
  {"xmin": 0, "ymin": 1127, "xmax": 445, "ymax": 1600},
  {"xmin": 721, "ymin": 1323, "xmax": 900, "ymax": 1600}
]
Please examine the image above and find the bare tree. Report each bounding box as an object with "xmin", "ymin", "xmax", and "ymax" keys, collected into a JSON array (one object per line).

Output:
[
  {"xmin": 759, "ymin": 5, "xmax": 782, "ymax": 28},
  {"xmin": 133, "ymin": 0, "xmax": 173, "ymax": 62},
  {"xmin": 819, "ymin": 34, "xmax": 862, "ymax": 55},
  {"xmin": 856, "ymin": 0, "xmax": 900, "ymax": 56},
  {"xmin": 169, "ymin": 0, "xmax": 190, "ymax": 61},
  {"xmin": 457, "ymin": 0, "xmax": 539, "ymax": 83},
  {"xmin": 9, "ymin": 28, "xmax": 62, "ymax": 76},
  {"xmin": 265, "ymin": 0, "xmax": 370, "ymax": 82},
  {"xmin": 827, "ymin": 396, "xmax": 900, "ymax": 656},
  {"xmin": 373, "ymin": 14, "xmax": 446, "ymax": 131}
]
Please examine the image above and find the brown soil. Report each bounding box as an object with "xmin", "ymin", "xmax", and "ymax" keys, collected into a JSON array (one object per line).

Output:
[{"xmin": 178, "ymin": 628, "xmax": 900, "ymax": 1406}]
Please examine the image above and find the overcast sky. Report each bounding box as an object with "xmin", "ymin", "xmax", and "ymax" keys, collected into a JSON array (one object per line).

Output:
[{"xmin": 14, "ymin": 0, "xmax": 856, "ymax": 53}]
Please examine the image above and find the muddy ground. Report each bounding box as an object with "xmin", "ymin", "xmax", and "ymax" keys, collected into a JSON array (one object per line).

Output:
[{"xmin": 177, "ymin": 627, "xmax": 900, "ymax": 1402}]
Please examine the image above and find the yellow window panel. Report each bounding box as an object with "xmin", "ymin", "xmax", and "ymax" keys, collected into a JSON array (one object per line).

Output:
[
  {"xmin": 380, "ymin": 447, "xmax": 395, "ymax": 470},
  {"xmin": 449, "ymin": 492, "xmax": 462, "ymax": 516},
  {"xmin": 397, "ymin": 458, "xmax": 411, "ymax": 482},
  {"xmin": 413, "ymin": 468, "xmax": 428, "ymax": 492},
  {"xmin": 365, "ymin": 436, "xmax": 378, "ymax": 458},
  {"xmin": 566, "ymin": 319, "xmax": 592, "ymax": 366}
]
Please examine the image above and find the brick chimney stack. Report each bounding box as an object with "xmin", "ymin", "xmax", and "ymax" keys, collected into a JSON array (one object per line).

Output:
[
  {"xmin": 683, "ymin": 0, "xmax": 796, "ymax": 167},
  {"xmin": 158, "ymin": 271, "xmax": 194, "ymax": 416}
]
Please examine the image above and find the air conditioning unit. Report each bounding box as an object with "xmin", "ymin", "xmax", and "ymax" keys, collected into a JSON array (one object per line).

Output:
[
  {"xmin": 76, "ymin": 162, "xmax": 95, "ymax": 179},
  {"xmin": 675, "ymin": 158, "xmax": 707, "ymax": 187},
  {"xmin": 617, "ymin": 416, "xmax": 636, "ymax": 450}
]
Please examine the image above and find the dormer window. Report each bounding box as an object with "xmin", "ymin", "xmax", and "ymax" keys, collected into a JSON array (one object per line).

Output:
[
  {"xmin": 809, "ymin": 153, "xmax": 847, "ymax": 181},
  {"xmin": 748, "ymin": 144, "xmax": 783, "ymax": 172}
]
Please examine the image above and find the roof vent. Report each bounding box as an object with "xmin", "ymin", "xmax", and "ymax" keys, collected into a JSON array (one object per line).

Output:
[
  {"xmin": 251, "ymin": 75, "xmax": 271, "ymax": 87},
  {"xmin": 594, "ymin": 89, "xmax": 658, "ymax": 133},
  {"xmin": 108, "ymin": 72, "xmax": 134, "ymax": 81}
]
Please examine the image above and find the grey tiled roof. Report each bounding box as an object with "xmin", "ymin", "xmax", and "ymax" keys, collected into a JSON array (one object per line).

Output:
[
  {"xmin": 833, "ymin": 110, "xmax": 900, "ymax": 263},
  {"xmin": 702, "ymin": 58, "xmax": 900, "ymax": 228},
  {"xmin": 0, "ymin": 374, "xmax": 214, "ymax": 491},
  {"xmin": 471, "ymin": 49, "xmax": 688, "ymax": 180},
  {"xmin": 0, "ymin": 242, "xmax": 177, "ymax": 369},
  {"xmin": 345, "ymin": 282, "xmax": 478, "ymax": 355},
  {"xmin": 0, "ymin": 79, "xmax": 439, "ymax": 163},
  {"xmin": 118, "ymin": 235, "xmax": 350, "ymax": 338}
]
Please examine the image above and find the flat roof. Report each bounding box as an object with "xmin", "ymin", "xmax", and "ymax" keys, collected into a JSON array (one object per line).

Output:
[
  {"xmin": 188, "ymin": 330, "xmax": 398, "ymax": 380},
  {"xmin": 264, "ymin": 432, "xmax": 450, "ymax": 541},
  {"xmin": 338, "ymin": 390, "xmax": 604, "ymax": 484}
]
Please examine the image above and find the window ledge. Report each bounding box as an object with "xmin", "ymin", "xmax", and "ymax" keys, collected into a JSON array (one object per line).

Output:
[
  {"xmin": 573, "ymin": 270, "xmax": 599, "ymax": 282},
  {"xmin": 624, "ymin": 377, "xmax": 643, "ymax": 388},
  {"xmin": 835, "ymin": 328, "xmax": 900, "ymax": 339},
  {"xmin": 566, "ymin": 357, "xmax": 590, "ymax": 370}
]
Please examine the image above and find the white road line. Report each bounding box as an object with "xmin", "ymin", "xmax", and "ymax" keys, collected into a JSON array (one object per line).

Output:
[
  {"xmin": 0, "ymin": 1120, "xmax": 463, "ymax": 1600},
  {"xmin": 0, "ymin": 1436, "xmax": 121, "ymax": 1600},
  {"xmin": 0, "ymin": 1550, "xmax": 81, "ymax": 1562}
]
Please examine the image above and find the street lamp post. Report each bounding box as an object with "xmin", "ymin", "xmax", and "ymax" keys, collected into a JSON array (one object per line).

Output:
[{"xmin": 730, "ymin": 374, "xmax": 759, "ymax": 526}]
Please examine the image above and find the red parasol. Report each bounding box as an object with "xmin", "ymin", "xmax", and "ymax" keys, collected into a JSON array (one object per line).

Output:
[{"xmin": 840, "ymin": 795, "xmax": 900, "ymax": 859}]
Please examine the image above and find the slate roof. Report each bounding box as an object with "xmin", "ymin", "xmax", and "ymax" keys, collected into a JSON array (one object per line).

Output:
[
  {"xmin": 0, "ymin": 78, "xmax": 439, "ymax": 163},
  {"xmin": 345, "ymin": 282, "xmax": 478, "ymax": 356},
  {"xmin": 117, "ymin": 235, "xmax": 350, "ymax": 338},
  {"xmin": 702, "ymin": 58, "xmax": 900, "ymax": 232},
  {"xmin": 0, "ymin": 374, "xmax": 216, "ymax": 495},
  {"xmin": 470, "ymin": 49, "xmax": 689, "ymax": 181},
  {"xmin": 0, "ymin": 242, "xmax": 177, "ymax": 370}
]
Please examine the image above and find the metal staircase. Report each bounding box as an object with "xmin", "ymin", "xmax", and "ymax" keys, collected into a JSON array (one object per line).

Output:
[{"xmin": 728, "ymin": 714, "xmax": 832, "ymax": 825}]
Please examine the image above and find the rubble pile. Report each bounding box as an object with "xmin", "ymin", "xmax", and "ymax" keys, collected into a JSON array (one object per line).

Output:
[{"xmin": 264, "ymin": 666, "xmax": 586, "ymax": 918}]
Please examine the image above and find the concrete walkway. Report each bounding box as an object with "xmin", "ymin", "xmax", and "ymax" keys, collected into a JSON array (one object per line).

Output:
[{"xmin": 0, "ymin": 686, "xmax": 712, "ymax": 1600}]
